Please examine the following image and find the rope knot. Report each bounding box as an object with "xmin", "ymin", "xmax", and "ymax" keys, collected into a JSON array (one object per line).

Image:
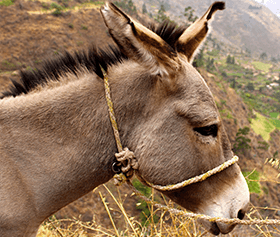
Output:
[
  {"xmin": 115, "ymin": 147, "xmax": 138, "ymax": 177},
  {"xmin": 113, "ymin": 148, "xmax": 138, "ymax": 186}
]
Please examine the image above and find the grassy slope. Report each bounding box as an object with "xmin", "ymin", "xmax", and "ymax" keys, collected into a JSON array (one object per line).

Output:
[
  {"xmin": 251, "ymin": 112, "xmax": 276, "ymax": 141},
  {"xmin": 212, "ymin": 53, "xmax": 280, "ymax": 141},
  {"xmin": 251, "ymin": 61, "xmax": 272, "ymax": 73}
]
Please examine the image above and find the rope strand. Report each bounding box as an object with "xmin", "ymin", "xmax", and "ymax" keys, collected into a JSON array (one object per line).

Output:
[
  {"xmin": 104, "ymin": 75, "xmax": 123, "ymax": 153},
  {"xmin": 146, "ymin": 156, "xmax": 238, "ymax": 191},
  {"xmin": 104, "ymin": 75, "xmax": 138, "ymax": 184}
]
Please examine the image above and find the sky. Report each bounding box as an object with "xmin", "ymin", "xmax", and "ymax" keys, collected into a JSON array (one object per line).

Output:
[{"xmin": 254, "ymin": 0, "xmax": 280, "ymax": 16}]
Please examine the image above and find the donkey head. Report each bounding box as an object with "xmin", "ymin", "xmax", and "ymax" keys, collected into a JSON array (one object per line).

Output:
[{"xmin": 101, "ymin": 2, "xmax": 249, "ymax": 235}]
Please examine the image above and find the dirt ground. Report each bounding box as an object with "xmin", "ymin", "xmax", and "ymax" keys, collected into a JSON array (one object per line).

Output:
[{"xmin": 0, "ymin": 0, "xmax": 114, "ymax": 89}]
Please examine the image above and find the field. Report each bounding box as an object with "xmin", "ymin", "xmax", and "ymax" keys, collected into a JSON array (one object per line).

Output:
[
  {"xmin": 251, "ymin": 61, "xmax": 272, "ymax": 73},
  {"xmin": 251, "ymin": 112, "xmax": 277, "ymax": 141}
]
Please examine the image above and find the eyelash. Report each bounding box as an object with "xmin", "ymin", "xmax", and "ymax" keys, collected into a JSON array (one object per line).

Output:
[{"xmin": 193, "ymin": 124, "xmax": 218, "ymax": 137}]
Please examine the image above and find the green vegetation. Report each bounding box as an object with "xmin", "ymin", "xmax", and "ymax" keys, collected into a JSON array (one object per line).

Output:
[
  {"xmin": 206, "ymin": 57, "xmax": 215, "ymax": 71},
  {"xmin": 243, "ymin": 170, "xmax": 261, "ymax": 194},
  {"xmin": 154, "ymin": 3, "xmax": 172, "ymax": 23},
  {"xmin": 50, "ymin": 2, "xmax": 64, "ymax": 15},
  {"xmin": 251, "ymin": 112, "xmax": 276, "ymax": 141},
  {"xmin": 193, "ymin": 50, "xmax": 204, "ymax": 67},
  {"xmin": 132, "ymin": 179, "xmax": 159, "ymax": 226},
  {"xmin": 207, "ymin": 49, "xmax": 219, "ymax": 57},
  {"xmin": 183, "ymin": 6, "xmax": 198, "ymax": 23},
  {"xmin": 271, "ymin": 119, "xmax": 280, "ymax": 129},
  {"xmin": 142, "ymin": 3, "xmax": 147, "ymax": 14},
  {"xmin": 25, "ymin": 66, "xmax": 37, "ymax": 72},
  {"xmin": 0, "ymin": 0, "xmax": 14, "ymax": 6},
  {"xmin": 194, "ymin": 45, "xmax": 280, "ymax": 118},
  {"xmin": 251, "ymin": 61, "xmax": 272, "ymax": 73},
  {"xmin": 91, "ymin": 1, "xmax": 104, "ymax": 6},
  {"xmin": 257, "ymin": 141, "xmax": 270, "ymax": 151},
  {"xmin": 226, "ymin": 54, "xmax": 235, "ymax": 64},
  {"xmin": 233, "ymin": 127, "xmax": 251, "ymax": 154},
  {"xmin": 270, "ymin": 112, "xmax": 280, "ymax": 129},
  {"xmin": 260, "ymin": 52, "xmax": 268, "ymax": 61},
  {"xmin": 240, "ymin": 92, "xmax": 277, "ymax": 116},
  {"xmin": 81, "ymin": 24, "xmax": 88, "ymax": 30},
  {"xmin": 1, "ymin": 60, "xmax": 16, "ymax": 70},
  {"xmin": 270, "ymin": 112, "xmax": 279, "ymax": 119},
  {"xmin": 114, "ymin": 0, "xmax": 136, "ymax": 15}
]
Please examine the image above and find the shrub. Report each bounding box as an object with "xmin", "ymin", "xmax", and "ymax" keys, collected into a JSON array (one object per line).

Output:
[
  {"xmin": 243, "ymin": 170, "xmax": 261, "ymax": 194},
  {"xmin": 50, "ymin": 3, "xmax": 63, "ymax": 16},
  {"xmin": 206, "ymin": 57, "xmax": 215, "ymax": 71},
  {"xmin": 0, "ymin": 0, "xmax": 14, "ymax": 6},
  {"xmin": 183, "ymin": 6, "xmax": 198, "ymax": 23},
  {"xmin": 132, "ymin": 179, "xmax": 159, "ymax": 226},
  {"xmin": 114, "ymin": 0, "xmax": 136, "ymax": 15},
  {"xmin": 230, "ymin": 78, "xmax": 236, "ymax": 88},
  {"xmin": 257, "ymin": 141, "xmax": 269, "ymax": 151},
  {"xmin": 193, "ymin": 50, "xmax": 204, "ymax": 67},
  {"xmin": 246, "ymin": 82, "xmax": 255, "ymax": 91},
  {"xmin": 233, "ymin": 126, "xmax": 251, "ymax": 154},
  {"xmin": 142, "ymin": 3, "xmax": 147, "ymax": 14},
  {"xmin": 81, "ymin": 25, "xmax": 88, "ymax": 30},
  {"xmin": 221, "ymin": 71, "xmax": 227, "ymax": 78},
  {"xmin": 226, "ymin": 55, "xmax": 235, "ymax": 64}
]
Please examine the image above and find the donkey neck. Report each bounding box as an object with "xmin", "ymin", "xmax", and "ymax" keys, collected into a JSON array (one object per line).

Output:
[{"xmin": 0, "ymin": 72, "xmax": 118, "ymax": 220}]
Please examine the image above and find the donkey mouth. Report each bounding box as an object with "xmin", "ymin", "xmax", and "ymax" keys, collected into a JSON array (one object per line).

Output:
[
  {"xmin": 200, "ymin": 220, "xmax": 236, "ymax": 235},
  {"xmin": 209, "ymin": 222, "xmax": 221, "ymax": 235}
]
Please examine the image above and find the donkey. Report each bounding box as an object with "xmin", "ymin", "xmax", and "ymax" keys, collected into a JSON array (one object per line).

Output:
[{"xmin": 0, "ymin": 1, "xmax": 249, "ymax": 236}]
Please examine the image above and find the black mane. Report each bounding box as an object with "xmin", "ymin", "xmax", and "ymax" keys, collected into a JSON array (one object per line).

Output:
[{"xmin": 1, "ymin": 21, "xmax": 186, "ymax": 99}]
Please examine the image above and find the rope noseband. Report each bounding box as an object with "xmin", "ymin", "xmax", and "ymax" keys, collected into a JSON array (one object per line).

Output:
[{"xmin": 104, "ymin": 75, "xmax": 238, "ymax": 190}]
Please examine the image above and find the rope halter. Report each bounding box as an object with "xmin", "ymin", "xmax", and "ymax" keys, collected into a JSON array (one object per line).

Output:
[{"xmin": 103, "ymin": 74, "xmax": 239, "ymax": 190}]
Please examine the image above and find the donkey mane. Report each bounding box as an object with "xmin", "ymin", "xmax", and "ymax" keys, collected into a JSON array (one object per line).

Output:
[{"xmin": 1, "ymin": 21, "xmax": 186, "ymax": 99}]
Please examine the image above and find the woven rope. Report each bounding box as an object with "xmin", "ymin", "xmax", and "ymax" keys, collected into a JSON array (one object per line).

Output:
[
  {"xmin": 104, "ymin": 76, "xmax": 123, "ymax": 153},
  {"xmin": 146, "ymin": 156, "xmax": 239, "ymax": 191},
  {"xmin": 104, "ymin": 75, "xmax": 138, "ymax": 184}
]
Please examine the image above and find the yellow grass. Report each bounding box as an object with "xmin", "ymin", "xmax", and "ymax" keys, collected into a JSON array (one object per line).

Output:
[
  {"xmin": 37, "ymin": 181, "xmax": 280, "ymax": 237},
  {"xmin": 251, "ymin": 61, "xmax": 272, "ymax": 73},
  {"xmin": 251, "ymin": 112, "xmax": 275, "ymax": 141}
]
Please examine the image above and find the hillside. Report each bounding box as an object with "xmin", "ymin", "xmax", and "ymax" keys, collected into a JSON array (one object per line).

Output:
[
  {"xmin": 134, "ymin": 0, "xmax": 280, "ymax": 58},
  {"xmin": 1, "ymin": 0, "xmax": 280, "ymax": 236}
]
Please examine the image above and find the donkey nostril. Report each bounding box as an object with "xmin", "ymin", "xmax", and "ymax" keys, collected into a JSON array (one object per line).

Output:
[{"xmin": 237, "ymin": 210, "xmax": 245, "ymax": 220}]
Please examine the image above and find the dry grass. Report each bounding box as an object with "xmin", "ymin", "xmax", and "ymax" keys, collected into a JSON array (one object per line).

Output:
[{"xmin": 37, "ymin": 182, "xmax": 280, "ymax": 237}]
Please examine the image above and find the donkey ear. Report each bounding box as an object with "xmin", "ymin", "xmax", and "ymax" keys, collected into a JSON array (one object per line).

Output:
[
  {"xmin": 100, "ymin": 2, "xmax": 178, "ymax": 75},
  {"xmin": 175, "ymin": 1, "xmax": 225, "ymax": 62}
]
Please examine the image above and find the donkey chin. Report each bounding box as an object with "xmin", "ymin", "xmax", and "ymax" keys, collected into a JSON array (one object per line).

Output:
[
  {"xmin": 197, "ymin": 171, "xmax": 250, "ymax": 235},
  {"xmin": 164, "ymin": 169, "xmax": 250, "ymax": 235}
]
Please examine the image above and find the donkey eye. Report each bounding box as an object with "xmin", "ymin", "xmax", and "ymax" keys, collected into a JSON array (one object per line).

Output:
[{"xmin": 194, "ymin": 124, "xmax": 218, "ymax": 137}]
